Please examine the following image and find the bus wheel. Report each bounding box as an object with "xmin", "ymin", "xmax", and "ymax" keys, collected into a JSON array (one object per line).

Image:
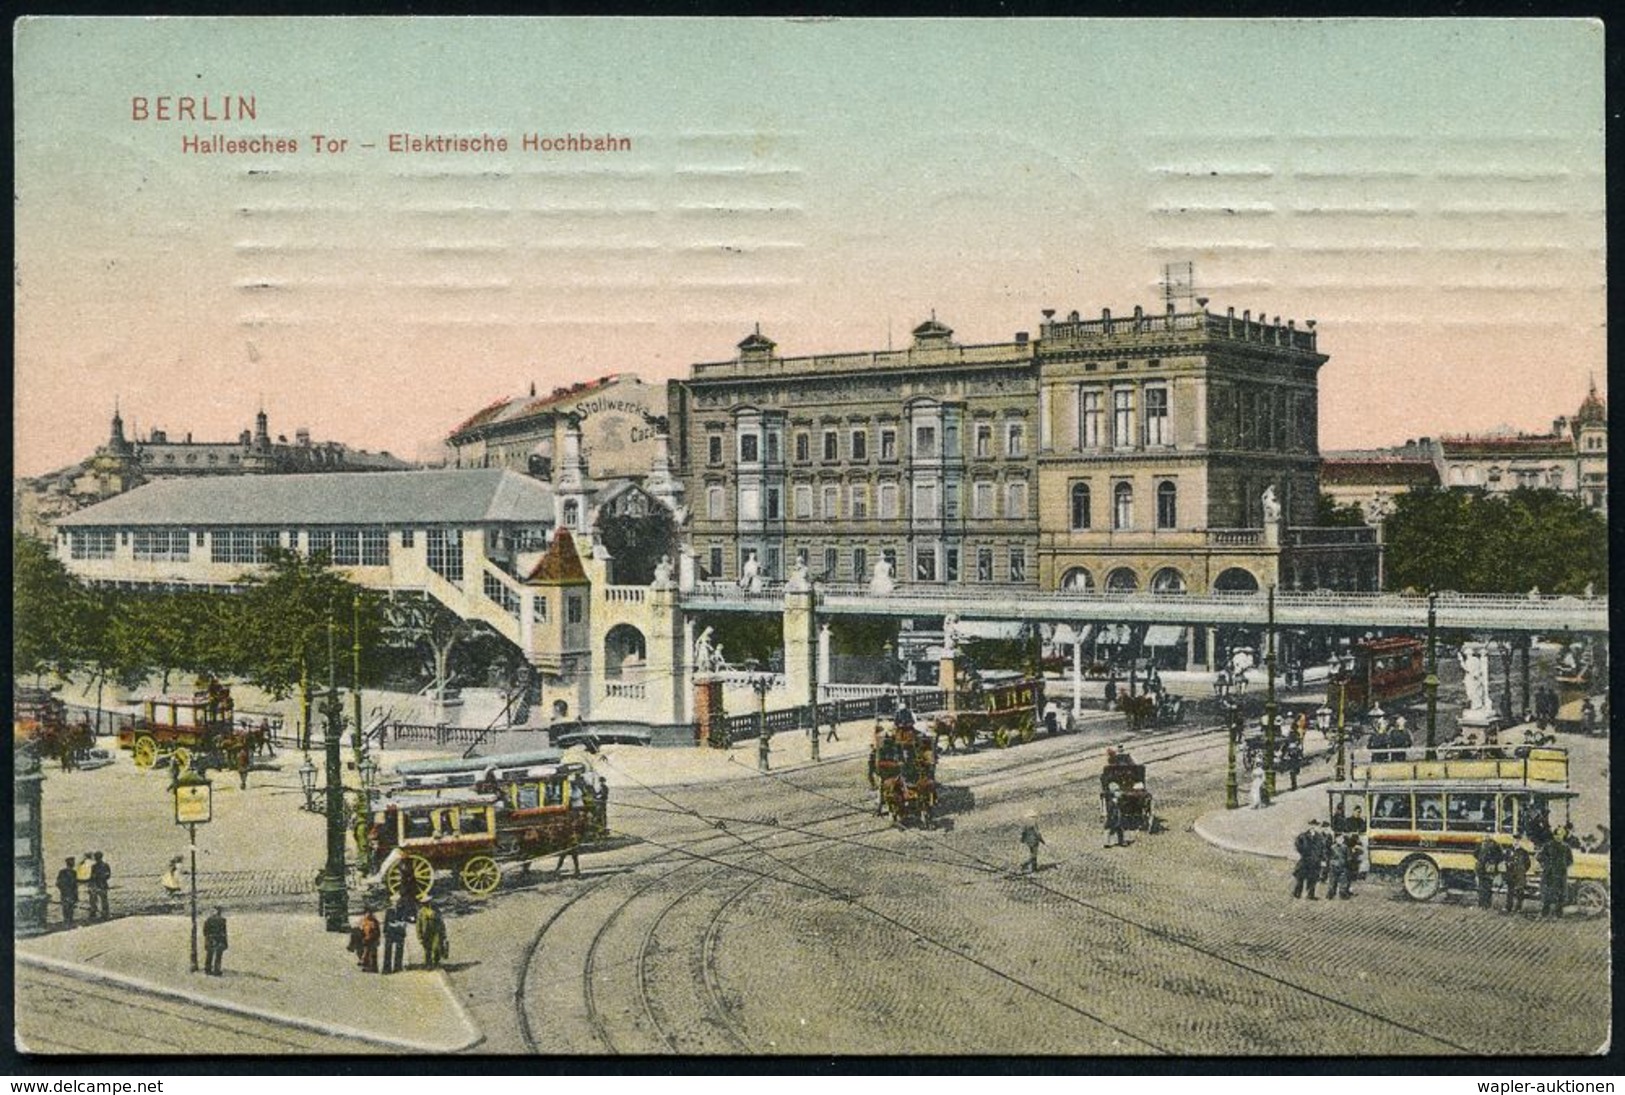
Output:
[
  {"xmin": 1401, "ymin": 854, "xmax": 1441, "ymax": 901},
  {"xmin": 1573, "ymin": 880, "xmax": 1609, "ymax": 918},
  {"xmin": 460, "ymin": 855, "xmax": 501, "ymax": 896}
]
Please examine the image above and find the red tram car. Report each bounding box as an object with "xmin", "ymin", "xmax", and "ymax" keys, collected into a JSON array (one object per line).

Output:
[{"xmin": 1330, "ymin": 636, "xmax": 1426, "ymax": 715}]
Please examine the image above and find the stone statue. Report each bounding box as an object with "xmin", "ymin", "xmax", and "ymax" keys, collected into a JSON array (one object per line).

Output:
[
  {"xmin": 694, "ymin": 627, "xmax": 716, "ymax": 673},
  {"xmin": 1458, "ymin": 643, "xmax": 1492, "ymax": 715},
  {"xmin": 941, "ymin": 614, "xmax": 959, "ymax": 657},
  {"xmin": 785, "ymin": 561, "xmax": 811, "ymax": 592},
  {"xmin": 739, "ymin": 551, "xmax": 762, "ymax": 593},
  {"xmin": 1261, "ymin": 485, "xmax": 1282, "ymax": 526},
  {"xmin": 651, "ymin": 554, "xmax": 674, "ymax": 590},
  {"xmin": 869, "ymin": 556, "xmax": 895, "ymax": 595}
]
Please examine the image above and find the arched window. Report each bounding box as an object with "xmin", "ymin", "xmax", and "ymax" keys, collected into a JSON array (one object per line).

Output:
[
  {"xmin": 562, "ymin": 500, "xmax": 580, "ymax": 527},
  {"xmin": 1061, "ymin": 567, "xmax": 1094, "ymax": 592},
  {"xmin": 1150, "ymin": 567, "xmax": 1186, "ymax": 594},
  {"xmin": 1113, "ymin": 482, "xmax": 1133, "ymax": 530},
  {"xmin": 1106, "ymin": 567, "xmax": 1139, "ymax": 592},
  {"xmin": 1070, "ymin": 483, "xmax": 1091, "ymax": 530},
  {"xmin": 1156, "ymin": 481, "xmax": 1177, "ymax": 530}
]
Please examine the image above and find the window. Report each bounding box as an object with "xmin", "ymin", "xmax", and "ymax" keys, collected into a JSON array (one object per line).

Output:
[
  {"xmin": 850, "ymin": 484, "xmax": 870, "ymax": 519},
  {"xmin": 362, "ymin": 530, "xmax": 388, "ymax": 565},
  {"xmin": 708, "ymin": 435, "xmax": 724, "ymax": 465},
  {"xmin": 401, "ymin": 529, "xmax": 415, "ymax": 548},
  {"xmin": 709, "ymin": 546, "xmax": 724, "ymax": 579},
  {"xmin": 973, "ymin": 481, "xmax": 994, "ymax": 519},
  {"xmin": 1113, "ymin": 390, "xmax": 1134, "ymax": 447},
  {"xmin": 975, "ymin": 424, "xmax": 993, "ymax": 458},
  {"xmin": 1371, "ymin": 792, "xmax": 1412, "ymax": 830},
  {"xmin": 824, "ymin": 547, "xmax": 838, "ymax": 578},
  {"xmin": 880, "ymin": 429, "xmax": 897, "ymax": 460},
  {"xmin": 483, "ymin": 571, "xmax": 521, "ymax": 619},
  {"xmin": 1417, "ymin": 794, "xmax": 1445, "ymax": 831},
  {"xmin": 914, "ymin": 482, "xmax": 939, "ymax": 519},
  {"xmin": 1156, "ymin": 481, "xmax": 1177, "ymax": 530},
  {"xmin": 1144, "ymin": 387, "xmax": 1169, "ymax": 446},
  {"xmin": 794, "ymin": 485, "xmax": 814, "ymax": 520},
  {"xmin": 882, "ymin": 548, "xmax": 897, "ymax": 575},
  {"xmin": 977, "ymin": 548, "xmax": 994, "ymax": 582},
  {"xmin": 823, "ymin": 430, "xmax": 839, "ymax": 462},
  {"xmin": 851, "ymin": 430, "xmax": 867, "ymax": 461},
  {"xmin": 765, "ymin": 430, "xmax": 780, "ymax": 464},
  {"xmin": 740, "ymin": 433, "xmax": 759, "ymax": 463},
  {"xmin": 707, "ymin": 486, "xmax": 724, "ymax": 520},
  {"xmin": 853, "ymin": 547, "xmax": 868, "ymax": 581},
  {"xmin": 1006, "ymin": 482, "xmax": 1028, "ymax": 519},
  {"xmin": 1009, "ymin": 547, "xmax": 1026, "ymax": 583},
  {"xmin": 766, "ymin": 547, "xmax": 781, "ymax": 578},
  {"xmin": 134, "ymin": 528, "xmax": 190, "ymax": 562},
  {"xmin": 331, "ymin": 529, "xmax": 361, "ymax": 566},
  {"xmin": 914, "ymin": 425, "xmax": 936, "ymax": 458},
  {"xmin": 944, "ymin": 483, "xmax": 959, "ymax": 520},
  {"xmin": 945, "ymin": 547, "xmax": 960, "ymax": 582},
  {"xmin": 739, "ymin": 487, "xmax": 760, "ymax": 521},
  {"xmin": 69, "ymin": 529, "xmax": 115, "ymax": 560},
  {"xmin": 878, "ymin": 483, "xmax": 899, "ymax": 519},
  {"xmin": 944, "ymin": 422, "xmax": 958, "ymax": 456},
  {"xmin": 766, "ymin": 487, "xmax": 781, "ymax": 521},
  {"xmin": 566, "ymin": 594, "xmax": 583, "ymax": 625},
  {"xmin": 308, "ymin": 529, "xmax": 333, "ymax": 559},
  {"xmin": 1081, "ymin": 390, "xmax": 1102, "ymax": 448},
  {"xmin": 1070, "ymin": 483, "xmax": 1091, "ymax": 530},
  {"xmin": 915, "ymin": 546, "xmax": 938, "ymax": 582},
  {"xmin": 1005, "ymin": 422, "xmax": 1024, "ymax": 458},
  {"xmin": 427, "ymin": 528, "xmax": 464, "ymax": 583},
  {"xmin": 1113, "ymin": 482, "xmax": 1133, "ymax": 530},
  {"xmin": 562, "ymin": 500, "xmax": 579, "ymax": 528},
  {"xmin": 822, "ymin": 485, "xmax": 839, "ymax": 519},
  {"xmin": 532, "ymin": 596, "xmax": 549, "ymax": 623},
  {"xmin": 797, "ymin": 547, "xmax": 809, "ymax": 568},
  {"xmin": 1446, "ymin": 793, "xmax": 1495, "ymax": 833},
  {"xmin": 795, "ymin": 432, "xmax": 810, "ymax": 462}
]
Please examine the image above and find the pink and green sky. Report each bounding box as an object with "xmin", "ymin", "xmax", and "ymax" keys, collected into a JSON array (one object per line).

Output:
[{"xmin": 14, "ymin": 17, "xmax": 1604, "ymax": 478}]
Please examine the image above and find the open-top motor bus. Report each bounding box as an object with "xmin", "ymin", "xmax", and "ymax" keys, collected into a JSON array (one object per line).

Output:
[
  {"xmin": 1326, "ymin": 744, "xmax": 1608, "ymax": 916},
  {"xmin": 370, "ymin": 747, "xmax": 605, "ymax": 898}
]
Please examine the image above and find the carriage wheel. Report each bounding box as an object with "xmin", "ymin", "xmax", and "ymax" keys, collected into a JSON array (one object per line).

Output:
[
  {"xmin": 1573, "ymin": 880, "xmax": 1609, "ymax": 918},
  {"xmin": 171, "ymin": 747, "xmax": 192, "ymax": 774},
  {"xmin": 1400, "ymin": 854, "xmax": 1441, "ymax": 902},
  {"xmin": 132, "ymin": 735, "xmax": 158, "ymax": 769},
  {"xmin": 385, "ymin": 854, "xmax": 436, "ymax": 901},
  {"xmin": 460, "ymin": 856, "xmax": 501, "ymax": 897}
]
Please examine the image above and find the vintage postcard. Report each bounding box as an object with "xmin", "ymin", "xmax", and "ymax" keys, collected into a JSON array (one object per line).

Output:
[{"xmin": 11, "ymin": 17, "xmax": 1609, "ymax": 1065}]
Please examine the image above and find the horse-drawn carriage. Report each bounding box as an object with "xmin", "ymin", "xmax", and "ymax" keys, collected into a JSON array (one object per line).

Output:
[
  {"xmin": 931, "ymin": 675, "xmax": 1043, "ymax": 752},
  {"xmin": 117, "ymin": 678, "xmax": 272, "ymax": 773},
  {"xmin": 1100, "ymin": 749, "xmax": 1155, "ymax": 832},
  {"xmin": 369, "ymin": 748, "xmax": 606, "ymax": 899},
  {"xmin": 869, "ymin": 709, "xmax": 938, "ymax": 827},
  {"xmin": 14, "ymin": 687, "xmax": 96, "ymax": 768}
]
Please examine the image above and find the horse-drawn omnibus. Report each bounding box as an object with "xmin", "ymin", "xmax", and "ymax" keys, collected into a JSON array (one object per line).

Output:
[
  {"xmin": 1325, "ymin": 744, "xmax": 1608, "ymax": 915},
  {"xmin": 1099, "ymin": 748, "xmax": 1155, "ymax": 833},
  {"xmin": 14, "ymin": 687, "xmax": 95, "ymax": 768},
  {"xmin": 370, "ymin": 748, "xmax": 605, "ymax": 899},
  {"xmin": 1330, "ymin": 636, "xmax": 1426, "ymax": 716},
  {"xmin": 930, "ymin": 674, "xmax": 1043, "ymax": 751},
  {"xmin": 118, "ymin": 678, "xmax": 272, "ymax": 773},
  {"xmin": 869, "ymin": 708, "xmax": 938, "ymax": 827}
]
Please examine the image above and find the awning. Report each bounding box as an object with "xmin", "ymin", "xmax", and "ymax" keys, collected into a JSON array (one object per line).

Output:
[
  {"xmin": 1143, "ymin": 625, "xmax": 1189, "ymax": 647},
  {"xmin": 955, "ymin": 620, "xmax": 1025, "ymax": 641},
  {"xmin": 1053, "ymin": 623, "xmax": 1090, "ymax": 646}
]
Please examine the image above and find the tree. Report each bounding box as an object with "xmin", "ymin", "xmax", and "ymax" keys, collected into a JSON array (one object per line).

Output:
[
  {"xmin": 382, "ymin": 594, "xmax": 485, "ymax": 703},
  {"xmin": 1315, "ymin": 493, "xmax": 1368, "ymax": 528},
  {"xmin": 593, "ymin": 505, "xmax": 677, "ymax": 586},
  {"xmin": 13, "ymin": 535, "xmax": 93, "ymax": 684},
  {"xmin": 1383, "ymin": 487, "xmax": 1608, "ymax": 595}
]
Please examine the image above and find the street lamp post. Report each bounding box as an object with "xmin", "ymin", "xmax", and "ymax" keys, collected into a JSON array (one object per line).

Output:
[
  {"xmin": 1424, "ymin": 592, "xmax": 1439, "ymax": 760},
  {"xmin": 317, "ymin": 618, "xmax": 349, "ymax": 932},
  {"xmin": 1224, "ymin": 699, "xmax": 1240, "ymax": 809},
  {"xmin": 1263, "ymin": 585, "xmax": 1278, "ymax": 802},
  {"xmin": 172, "ymin": 770, "xmax": 213, "ymax": 973}
]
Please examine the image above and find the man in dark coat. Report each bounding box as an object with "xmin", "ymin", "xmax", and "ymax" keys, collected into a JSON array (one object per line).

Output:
[
  {"xmin": 1504, "ymin": 840, "xmax": 1532, "ymax": 915},
  {"xmin": 1473, "ymin": 835, "xmax": 1504, "ymax": 909},
  {"xmin": 203, "ymin": 907, "xmax": 228, "ymax": 975},
  {"xmin": 1103, "ymin": 785, "xmax": 1128, "ymax": 848},
  {"xmin": 382, "ymin": 899, "xmax": 410, "ymax": 974},
  {"xmin": 88, "ymin": 851, "xmax": 112, "ymax": 920},
  {"xmin": 55, "ymin": 857, "xmax": 79, "ymax": 927},
  {"xmin": 1537, "ymin": 837, "xmax": 1573, "ymax": 918},
  {"xmin": 1020, "ymin": 814, "xmax": 1046, "ymax": 872},
  {"xmin": 1325, "ymin": 834, "xmax": 1352, "ymax": 899},
  {"xmin": 1292, "ymin": 822, "xmax": 1324, "ymax": 899}
]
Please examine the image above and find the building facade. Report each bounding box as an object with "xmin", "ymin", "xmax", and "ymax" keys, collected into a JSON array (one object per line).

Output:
[
  {"xmin": 446, "ymin": 373, "xmax": 665, "ymax": 483},
  {"xmin": 1432, "ymin": 382, "xmax": 1607, "ymax": 514},
  {"xmin": 672, "ymin": 302, "xmax": 1377, "ymax": 595},
  {"xmin": 1319, "ymin": 442, "xmax": 1441, "ymax": 523}
]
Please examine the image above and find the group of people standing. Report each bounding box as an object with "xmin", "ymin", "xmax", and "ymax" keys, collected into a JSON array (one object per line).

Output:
[
  {"xmin": 1474, "ymin": 830, "xmax": 1578, "ymax": 918},
  {"xmin": 53, "ymin": 851, "xmax": 112, "ymax": 927},
  {"xmin": 350, "ymin": 896, "xmax": 450, "ymax": 974},
  {"xmin": 1290, "ymin": 820, "xmax": 1361, "ymax": 901}
]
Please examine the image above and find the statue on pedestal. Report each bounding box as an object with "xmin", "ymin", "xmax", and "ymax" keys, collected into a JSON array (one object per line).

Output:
[
  {"xmin": 869, "ymin": 556, "xmax": 895, "ymax": 595},
  {"xmin": 1261, "ymin": 485, "xmax": 1282, "ymax": 526}
]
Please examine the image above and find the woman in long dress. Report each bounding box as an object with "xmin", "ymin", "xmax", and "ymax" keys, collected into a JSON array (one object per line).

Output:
[{"xmin": 1248, "ymin": 759, "xmax": 1266, "ymax": 809}]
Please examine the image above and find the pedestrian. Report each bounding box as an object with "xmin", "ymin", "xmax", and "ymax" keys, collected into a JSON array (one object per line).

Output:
[
  {"xmin": 88, "ymin": 851, "xmax": 111, "ymax": 920},
  {"xmin": 55, "ymin": 857, "xmax": 79, "ymax": 927},
  {"xmin": 1282, "ymin": 738, "xmax": 1303, "ymax": 792},
  {"xmin": 357, "ymin": 908, "xmax": 381, "ymax": 972},
  {"xmin": 1103, "ymin": 784, "xmax": 1129, "ymax": 848},
  {"xmin": 1473, "ymin": 834, "xmax": 1503, "ymax": 909},
  {"xmin": 416, "ymin": 900, "xmax": 449, "ymax": 969},
  {"xmin": 1292, "ymin": 821, "xmax": 1324, "ymax": 900},
  {"xmin": 1537, "ymin": 836, "xmax": 1573, "ymax": 918},
  {"xmin": 595, "ymin": 775, "xmax": 610, "ymax": 838},
  {"xmin": 825, "ymin": 711, "xmax": 840, "ymax": 743},
  {"xmin": 1104, "ymin": 674, "xmax": 1119, "ymax": 710},
  {"xmin": 202, "ymin": 906, "xmax": 228, "ymax": 976},
  {"xmin": 757, "ymin": 728, "xmax": 771, "ymax": 771},
  {"xmin": 161, "ymin": 856, "xmax": 185, "ymax": 901},
  {"xmin": 76, "ymin": 850, "xmax": 94, "ymax": 901},
  {"xmin": 1325, "ymin": 832, "xmax": 1352, "ymax": 899},
  {"xmin": 1248, "ymin": 758, "xmax": 1266, "ymax": 810},
  {"xmin": 553, "ymin": 839, "xmax": 582, "ymax": 878},
  {"xmin": 1330, "ymin": 802, "xmax": 1347, "ymax": 834},
  {"xmin": 382, "ymin": 899, "xmax": 409, "ymax": 974},
  {"xmin": 1504, "ymin": 840, "xmax": 1532, "ymax": 915},
  {"xmin": 236, "ymin": 742, "xmax": 252, "ymax": 790},
  {"xmin": 1346, "ymin": 804, "xmax": 1367, "ymax": 834},
  {"xmin": 1019, "ymin": 813, "xmax": 1045, "ymax": 872}
]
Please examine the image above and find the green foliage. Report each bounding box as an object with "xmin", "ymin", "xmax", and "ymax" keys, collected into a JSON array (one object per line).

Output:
[
  {"xmin": 13, "ymin": 535, "xmax": 92, "ymax": 682},
  {"xmin": 234, "ymin": 548, "xmax": 385, "ymax": 698},
  {"xmin": 828, "ymin": 617, "xmax": 899, "ymax": 656},
  {"xmin": 1315, "ymin": 493, "xmax": 1368, "ymax": 528},
  {"xmin": 594, "ymin": 505, "xmax": 677, "ymax": 586},
  {"xmin": 1384, "ymin": 487, "xmax": 1608, "ymax": 595}
]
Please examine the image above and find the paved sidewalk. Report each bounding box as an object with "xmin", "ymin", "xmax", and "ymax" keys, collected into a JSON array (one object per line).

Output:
[
  {"xmin": 1192, "ymin": 782, "xmax": 1330, "ymax": 860},
  {"xmin": 16, "ymin": 913, "xmax": 481, "ymax": 1053}
]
